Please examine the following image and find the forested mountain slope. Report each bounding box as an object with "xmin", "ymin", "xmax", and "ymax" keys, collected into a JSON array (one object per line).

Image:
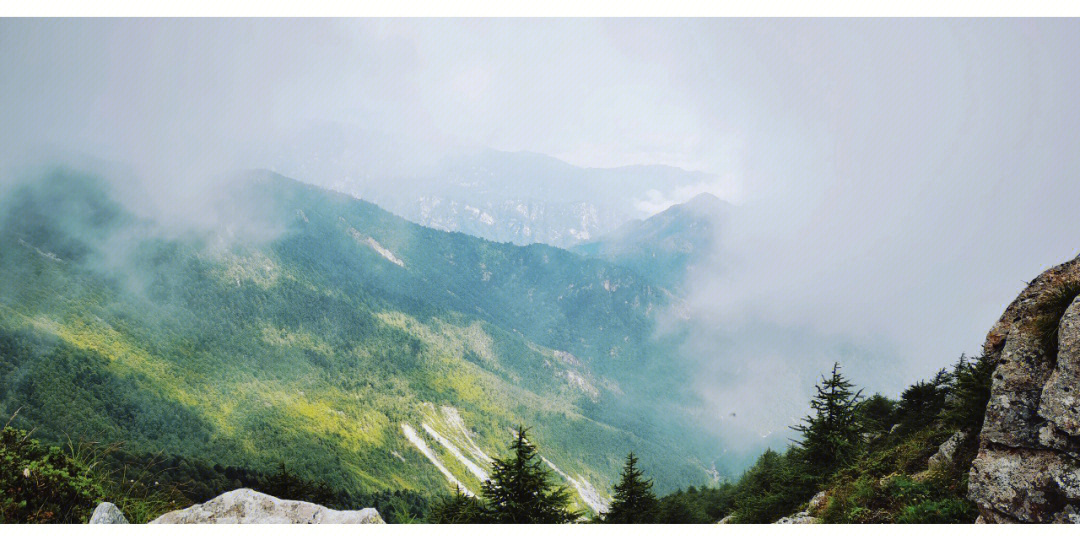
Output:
[
  {"xmin": 0, "ymin": 168, "xmax": 721, "ymax": 517},
  {"xmin": 572, "ymin": 192, "xmax": 728, "ymax": 293}
]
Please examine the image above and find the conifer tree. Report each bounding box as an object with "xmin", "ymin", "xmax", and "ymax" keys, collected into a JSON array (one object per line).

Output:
[
  {"xmin": 793, "ymin": 362, "xmax": 864, "ymax": 475},
  {"xmin": 481, "ymin": 426, "xmax": 580, "ymax": 523},
  {"xmin": 429, "ymin": 486, "xmax": 487, "ymax": 524},
  {"xmin": 601, "ymin": 452, "xmax": 659, "ymax": 523},
  {"xmin": 941, "ymin": 354, "xmax": 995, "ymax": 431}
]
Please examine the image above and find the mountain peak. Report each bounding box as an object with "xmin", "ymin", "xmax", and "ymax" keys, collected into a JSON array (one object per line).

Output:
[
  {"xmin": 665, "ymin": 192, "xmax": 729, "ymax": 218},
  {"xmin": 571, "ymin": 192, "xmax": 727, "ymax": 293}
]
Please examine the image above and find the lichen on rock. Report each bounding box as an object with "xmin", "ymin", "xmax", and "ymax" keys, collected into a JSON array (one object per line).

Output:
[{"xmin": 969, "ymin": 256, "xmax": 1080, "ymax": 523}]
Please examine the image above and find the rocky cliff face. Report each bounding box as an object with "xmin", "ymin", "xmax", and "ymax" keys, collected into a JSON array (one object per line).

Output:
[{"xmin": 969, "ymin": 256, "xmax": 1080, "ymax": 523}]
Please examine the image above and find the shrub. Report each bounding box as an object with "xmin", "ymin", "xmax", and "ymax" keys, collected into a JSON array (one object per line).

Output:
[
  {"xmin": 896, "ymin": 498, "xmax": 974, "ymax": 524},
  {"xmin": 0, "ymin": 427, "xmax": 103, "ymax": 523},
  {"xmin": 1033, "ymin": 281, "xmax": 1080, "ymax": 357}
]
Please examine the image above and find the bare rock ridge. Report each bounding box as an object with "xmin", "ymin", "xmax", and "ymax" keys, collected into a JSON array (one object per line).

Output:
[
  {"xmin": 90, "ymin": 489, "xmax": 384, "ymax": 524},
  {"xmin": 968, "ymin": 255, "xmax": 1080, "ymax": 523}
]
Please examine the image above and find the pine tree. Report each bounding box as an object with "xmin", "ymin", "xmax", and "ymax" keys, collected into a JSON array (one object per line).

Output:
[
  {"xmin": 481, "ymin": 426, "xmax": 580, "ymax": 523},
  {"xmin": 429, "ymin": 486, "xmax": 487, "ymax": 524},
  {"xmin": 793, "ymin": 362, "xmax": 864, "ymax": 475},
  {"xmin": 601, "ymin": 452, "xmax": 659, "ymax": 523},
  {"xmin": 941, "ymin": 353, "xmax": 996, "ymax": 432}
]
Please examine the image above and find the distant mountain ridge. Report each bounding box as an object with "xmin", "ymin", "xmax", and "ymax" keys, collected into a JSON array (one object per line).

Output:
[
  {"xmin": 573, "ymin": 192, "xmax": 729, "ymax": 293},
  {"xmin": 362, "ymin": 150, "xmax": 725, "ymax": 249},
  {"xmin": 263, "ymin": 132, "xmax": 726, "ymax": 248}
]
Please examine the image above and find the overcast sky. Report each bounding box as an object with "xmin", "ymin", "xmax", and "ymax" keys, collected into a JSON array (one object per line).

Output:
[{"xmin": 3, "ymin": 18, "xmax": 1080, "ymax": 425}]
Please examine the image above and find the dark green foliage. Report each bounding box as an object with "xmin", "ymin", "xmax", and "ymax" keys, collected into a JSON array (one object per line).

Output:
[
  {"xmin": 655, "ymin": 495, "xmax": 701, "ymax": 523},
  {"xmin": 940, "ymin": 354, "xmax": 996, "ymax": 433},
  {"xmin": 1, "ymin": 422, "xmax": 432, "ymax": 524},
  {"xmin": 429, "ymin": 487, "xmax": 486, "ymax": 524},
  {"xmin": 657, "ymin": 449, "xmax": 814, "ymax": 525},
  {"xmin": 792, "ymin": 362, "xmax": 863, "ymax": 476},
  {"xmin": 821, "ymin": 470, "xmax": 976, "ymax": 524},
  {"xmin": 259, "ymin": 462, "xmax": 336, "ymax": 507},
  {"xmin": 481, "ymin": 427, "xmax": 579, "ymax": 524},
  {"xmin": 0, "ymin": 422, "xmax": 194, "ymax": 523},
  {"xmin": 600, "ymin": 452, "xmax": 658, "ymax": 523},
  {"xmin": 656, "ymin": 353, "xmax": 993, "ymax": 525},
  {"xmin": 1033, "ymin": 281, "xmax": 1080, "ymax": 357},
  {"xmin": 0, "ymin": 423, "xmax": 431, "ymax": 524},
  {"xmin": 427, "ymin": 427, "xmax": 579, "ymax": 524},
  {"xmin": 892, "ymin": 369, "xmax": 951, "ymax": 437},
  {"xmin": 0, "ymin": 426, "xmax": 103, "ymax": 523},
  {"xmin": 655, "ymin": 484, "xmax": 735, "ymax": 523},
  {"xmin": 895, "ymin": 497, "xmax": 975, "ymax": 523},
  {"xmin": 729, "ymin": 449, "xmax": 817, "ymax": 523},
  {"xmin": 810, "ymin": 355, "xmax": 991, "ymax": 524},
  {"xmin": 857, "ymin": 393, "xmax": 896, "ymax": 436}
]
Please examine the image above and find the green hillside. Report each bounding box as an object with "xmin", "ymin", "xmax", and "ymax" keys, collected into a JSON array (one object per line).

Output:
[
  {"xmin": 573, "ymin": 192, "xmax": 727, "ymax": 293},
  {"xmin": 0, "ymin": 168, "xmax": 721, "ymax": 518}
]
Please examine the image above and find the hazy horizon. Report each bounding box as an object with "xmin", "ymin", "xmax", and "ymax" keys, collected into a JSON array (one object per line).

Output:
[{"xmin": 4, "ymin": 18, "xmax": 1080, "ymax": 449}]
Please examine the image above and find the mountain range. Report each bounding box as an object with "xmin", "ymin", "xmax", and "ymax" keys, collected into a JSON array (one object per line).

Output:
[
  {"xmin": 0, "ymin": 167, "xmax": 729, "ymax": 515},
  {"xmin": 261, "ymin": 130, "xmax": 726, "ymax": 248}
]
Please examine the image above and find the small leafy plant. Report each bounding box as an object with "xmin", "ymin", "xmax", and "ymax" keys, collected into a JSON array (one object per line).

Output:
[{"xmin": 1, "ymin": 426, "xmax": 103, "ymax": 523}]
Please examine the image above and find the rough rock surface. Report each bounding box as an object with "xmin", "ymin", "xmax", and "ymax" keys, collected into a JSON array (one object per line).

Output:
[
  {"xmin": 969, "ymin": 256, "xmax": 1080, "ymax": 523},
  {"xmin": 149, "ymin": 488, "xmax": 384, "ymax": 524},
  {"xmin": 774, "ymin": 510, "xmax": 815, "ymax": 524},
  {"xmin": 806, "ymin": 490, "xmax": 829, "ymax": 516},
  {"xmin": 89, "ymin": 502, "xmax": 128, "ymax": 524},
  {"xmin": 928, "ymin": 430, "xmax": 966, "ymax": 470}
]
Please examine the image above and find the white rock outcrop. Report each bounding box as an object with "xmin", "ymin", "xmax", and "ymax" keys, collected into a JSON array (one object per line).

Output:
[
  {"xmin": 149, "ymin": 488, "xmax": 384, "ymax": 524},
  {"xmin": 775, "ymin": 510, "xmax": 815, "ymax": 524},
  {"xmin": 89, "ymin": 502, "xmax": 129, "ymax": 524}
]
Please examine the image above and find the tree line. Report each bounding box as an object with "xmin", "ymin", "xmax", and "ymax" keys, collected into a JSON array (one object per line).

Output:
[{"xmin": 432, "ymin": 353, "xmax": 996, "ymax": 523}]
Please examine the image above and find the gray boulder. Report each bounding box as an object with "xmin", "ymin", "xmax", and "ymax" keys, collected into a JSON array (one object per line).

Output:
[
  {"xmin": 150, "ymin": 488, "xmax": 384, "ymax": 524},
  {"xmin": 927, "ymin": 430, "xmax": 966, "ymax": 470},
  {"xmin": 775, "ymin": 510, "xmax": 815, "ymax": 524},
  {"xmin": 968, "ymin": 256, "xmax": 1080, "ymax": 523},
  {"xmin": 89, "ymin": 502, "xmax": 128, "ymax": 524}
]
